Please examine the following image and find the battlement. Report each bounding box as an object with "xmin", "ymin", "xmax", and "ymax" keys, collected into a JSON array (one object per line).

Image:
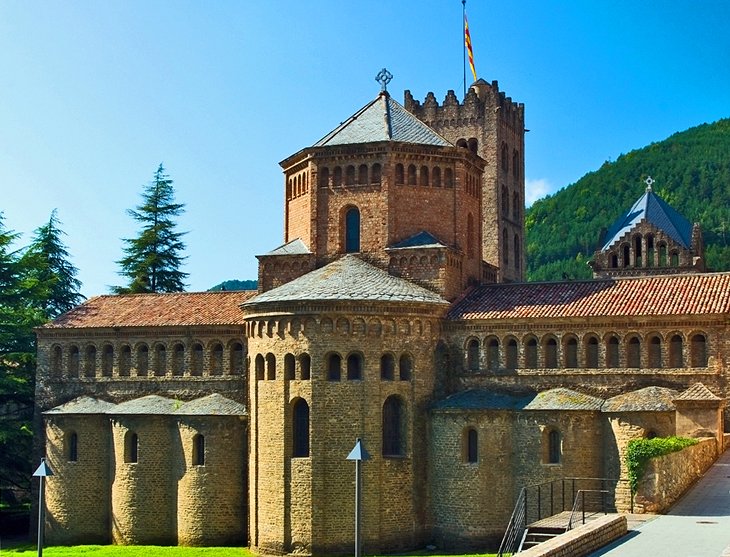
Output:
[{"xmin": 404, "ymin": 79, "xmax": 524, "ymax": 127}]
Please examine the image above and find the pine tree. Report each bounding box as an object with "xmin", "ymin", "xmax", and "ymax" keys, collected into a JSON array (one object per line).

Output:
[
  {"xmin": 114, "ymin": 164, "xmax": 188, "ymax": 293},
  {"xmin": 22, "ymin": 209, "xmax": 84, "ymax": 318}
]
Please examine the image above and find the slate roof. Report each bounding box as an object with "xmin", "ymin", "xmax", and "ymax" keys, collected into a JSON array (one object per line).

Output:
[
  {"xmin": 675, "ymin": 383, "xmax": 722, "ymax": 401},
  {"xmin": 448, "ymin": 272, "xmax": 730, "ymax": 320},
  {"xmin": 262, "ymin": 238, "xmax": 311, "ymax": 256},
  {"xmin": 113, "ymin": 395, "xmax": 181, "ymax": 415},
  {"xmin": 42, "ymin": 291, "xmax": 255, "ymax": 329},
  {"xmin": 44, "ymin": 396, "xmax": 116, "ymax": 415},
  {"xmin": 601, "ymin": 189, "xmax": 693, "ymax": 250},
  {"xmin": 175, "ymin": 394, "xmax": 247, "ymax": 416},
  {"xmin": 523, "ymin": 388, "xmax": 604, "ymax": 411},
  {"xmin": 432, "ymin": 389, "xmax": 533, "ymax": 411},
  {"xmin": 244, "ymin": 255, "xmax": 449, "ymax": 306},
  {"xmin": 602, "ymin": 387, "xmax": 678, "ymax": 413},
  {"xmin": 313, "ymin": 92, "xmax": 452, "ymax": 148},
  {"xmin": 388, "ymin": 231, "xmax": 447, "ymax": 250}
]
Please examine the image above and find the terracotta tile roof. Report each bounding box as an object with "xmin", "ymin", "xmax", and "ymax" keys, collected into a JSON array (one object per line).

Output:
[
  {"xmin": 602, "ymin": 387, "xmax": 678, "ymax": 413},
  {"xmin": 42, "ymin": 291, "xmax": 256, "ymax": 329},
  {"xmin": 675, "ymin": 383, "xmax": 722, "ymax": 401},
  {"xmin": 448, "ymin": 273, "xmax": 730, "ymax": 320}
]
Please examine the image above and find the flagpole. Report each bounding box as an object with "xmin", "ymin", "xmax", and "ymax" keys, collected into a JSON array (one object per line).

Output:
[{"xmin": 462, "ymin": 0, "xmax": 467, "ymax": 98}]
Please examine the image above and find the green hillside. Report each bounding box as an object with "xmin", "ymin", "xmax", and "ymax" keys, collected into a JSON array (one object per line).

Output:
[{"xmin": 525, "ymin": 118, "xmax": 730, "ymax": 281}]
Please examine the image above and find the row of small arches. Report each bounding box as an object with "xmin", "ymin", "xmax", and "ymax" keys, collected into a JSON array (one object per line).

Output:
[
  {"xmin": 464, "ymin": 332, "xmax": 709, "ymax": 371},
  {"xmin": 500, "ymin": 143, "xmax": 521, "ymax": 181},
  {"xmin": 49, "ymin": 340, "xmax": 245, "ymax": 379},
  {"xmin": 319, "ymin": 164, "xmax": 383, "ymax": 188},
  {"xmin": 395, "ymin": 163, "xmax": 454, "ymax": 188},
  {"xmin": 286, "ymin": 171, "xmax": 310, "ymax": 200},
  {"xmin": 609, "ymin": 234, "xmax": 680, "ymax": 268},
  {"xmin": 253, "ymin": 351, "xmax": 414, "ymax": 382},
  {"xmin": 246, "ymin": 316, "xmax": 433, "ymax": 339}
]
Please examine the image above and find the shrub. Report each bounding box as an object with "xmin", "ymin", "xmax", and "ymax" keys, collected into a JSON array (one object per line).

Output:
[{"xmin": 625, "ymin": 436, "xmax": 698, "ymax": 493}]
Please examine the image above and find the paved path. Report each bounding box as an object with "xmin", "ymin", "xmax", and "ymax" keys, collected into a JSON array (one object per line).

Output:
[{"xmin": 590, "ymin": 448, "xmax": 730, "ymax": 557}]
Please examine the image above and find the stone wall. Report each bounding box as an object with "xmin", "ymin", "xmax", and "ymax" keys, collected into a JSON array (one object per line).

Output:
[
  {"xmin": 517, "ymin": 515, "xmax": 627, "ymax": 557},
  {"xmin": 633, "ymin": 437, "xmax": 717, "ymax": 513}
]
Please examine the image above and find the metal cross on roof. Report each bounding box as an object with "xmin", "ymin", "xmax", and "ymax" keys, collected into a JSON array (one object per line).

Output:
[
  {"xmin": 645, "ymin": 175, "xmax": 655, "ymax": 192},
  {"xmin": 375, "ymin": 68, "xmax": 393, "ymax": 92}
]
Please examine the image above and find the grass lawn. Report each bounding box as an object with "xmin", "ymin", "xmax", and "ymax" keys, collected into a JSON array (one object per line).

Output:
[{"xmin": 0, "ymin": 543, "xmax": 497, "ymax": 557}]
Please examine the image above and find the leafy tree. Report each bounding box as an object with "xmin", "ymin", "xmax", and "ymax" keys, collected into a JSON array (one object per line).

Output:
[
  {"xmin": 22, "ymin": 209, "xmax": 84, "ymax": 319},
  {"xmin": 114, "ymin": 164, "xmax": 188, "ymax": 293}
]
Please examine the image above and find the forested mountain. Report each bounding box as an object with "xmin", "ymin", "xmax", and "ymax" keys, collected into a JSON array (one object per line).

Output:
[
  {"xmin": 209, "ymin": 279, "xmax": 258, "ymax": 291},
  {"xmin": 526, "ymin": 118, "xmax": 730, "ymax": 281}
]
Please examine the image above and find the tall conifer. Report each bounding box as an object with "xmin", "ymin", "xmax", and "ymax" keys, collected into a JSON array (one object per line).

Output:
[{"xmin": 114, "ymin": 164, "xmax": 188, "ymax": 293}]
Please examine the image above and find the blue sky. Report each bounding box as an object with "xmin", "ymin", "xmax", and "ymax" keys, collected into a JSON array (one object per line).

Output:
[{"xmin": 1, "ymin": 1, "xmax": 728, "ymax": 297}]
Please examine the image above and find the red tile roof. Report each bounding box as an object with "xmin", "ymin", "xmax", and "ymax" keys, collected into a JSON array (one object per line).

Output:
[
  {"xmin": 42, "ymin": 291, "xmax": 256, "ymax": 329},
  {"xmin": 448, "ymin": 273, "xmax": 730, "ymax": 321}
]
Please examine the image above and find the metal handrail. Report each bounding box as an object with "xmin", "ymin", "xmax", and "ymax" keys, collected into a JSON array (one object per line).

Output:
[
  {"xmin": 566, "ymin": 489, "xmax": 611, "ymax": 530},
  {"xmin": 497, "ymin": 487, "xmax": 526, "ymax": 557}
]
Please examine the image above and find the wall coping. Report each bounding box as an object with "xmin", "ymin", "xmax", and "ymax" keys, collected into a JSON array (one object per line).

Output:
[{"xmin": 517, "ymin": 515, "xmax": 627, "ymax": 557}]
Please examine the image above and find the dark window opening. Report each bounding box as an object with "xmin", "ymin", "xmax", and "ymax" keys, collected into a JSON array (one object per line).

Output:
[
  {"xmin": 345, "ymin": 207, "xmax": 360, "ymax": 253},
  {"xmin": 299, "ymin": 353, "xmax": 311, "ymax": 380},
  {"xmin": 328, "ymin": 353, "xmax": 341, "ymax": 381},
  {"xmin": 347, "ymin": 353, "xmax": 363, "ymax": 380},
  {"xmin": 466, "ymin": 428, "xmax": 478, "ymax": 463},
  {"xmin": 399, "ymin": 354, "xmax": 412, "ymax": 380},
  {"xmin": 192, "ymin": 434, "xmax": 205, "ymax": 466},
  {"xmin": 382, "ymin": 396, "xmax": 404, "ymax": 457},
  {"xmin": 68, "ymin": 432, "xmax": 78, "ymax": 462},
  {"xmin": 125, "ymin": 432, "xmax": 138, "ymax": 463},
  {"xmin": 380, "ymin": 353, "xmax": 395, "ymax": 381},
  {"xmin": 293, "ymin": 399, "xmax": 310, "ymax": 457},
  {"xmin": 548, "ymin": 430, "xmax": 561, "ymax": 464}
]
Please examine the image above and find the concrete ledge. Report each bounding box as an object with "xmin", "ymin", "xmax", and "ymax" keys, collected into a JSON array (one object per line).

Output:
[{"xmin": 518, "ymin": 515, "xmax": 627, "ymax": 557}]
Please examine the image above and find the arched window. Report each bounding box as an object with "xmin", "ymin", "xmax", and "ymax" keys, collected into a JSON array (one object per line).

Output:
[
  {"xmin": 658, "ymin": 244, "xmax": 667, "ymax": 266},
  {"xmin": 622, "ymin": 245, "xmax": 630, "ymax": 267},
  {"xmin": 399, "ymin": 354, "xmax": 412, "ymax": 381},
  {"xmin": 648, "ymin": 336, "xmax": 662, "ymax": 368},
  {"xmin": 371, "ymin": 163, "xmax": 382, "ymax": 185},
  {"xmin": 124, "ymin": 431, "xmax": 138, "ymax": 463},
  {"xmin": 68, "ymin": 432, "xmax": 78, "ymax": 462},
  {"xmin": 118, "ymin": 345, "xmax": 131, "ymax": 377},
  {"xmin": 333, "ymin": 166, "xmax": 342, "ymax": 187},
  {"xmin": 627, "ymin": 336, "xmax": 641, "ymax": 368},
  {"xmin": 136, "ymin": 344, "xmax": 148, "ymax": 376},
  {"xmin": 467, "ymin": 338, "xmax": 480, "ymax": 371},
  {"xmin": 513, "ymin": 193, "xmax": 520, "ymax": 221},
  {"xmin": 230, "ymin": 342, "xmax": 244, "ymax": 375},
  {"xmin": 382, "ymin": 396, "xmax": 404, "ymax": 457},
  {"xmin": 345, "ymin": 207, "xmax": 360, "ymax": 253},
  {"xmin": 669, "ymin": 335, "xmax": 684, "ymax": 367},
  {"xmin": 192, "ymin": 434, "xmax": 205, "ymax": 466},
  {"xmin": 189, "ymin": 343, "xmax": 202, "ymax": 376},
  {"xmin": 172, "ymin": 343, "xmax": 185, "ymax": 376},
  {"xmin": 255, "ymin": 354, "xmax": 265, "ymax": 381},
  {"xmin": 345, "ymin": 165, "xmax": 355, "ymax": 186},
  {"xmin": 501, "ymin": 143, "xmax": 509, "ymax": 172},
  {"xmin": 606, "ymin": 336, "xmax": 620, "ymax": 368},
  {"xmin": 467, "ymin": 214, "xmax": 475, "ymax": 258},
  {"xmin": 266, "ymin": 353, "xmax": 276, "ymax": 380},
  {"xmin": 407, "ymin": 164, "xmax": 417, "ymax": 185},
  {"xmin": 610, "ymin": 254, "xmax": 618, "ymax": 268},
  {"xmin": 502, "ymin": 228, "xmax": 509, "ymax": 265},
  {"xmin": 153, "ymin": 344, "xmax": 166, "ymax": 376},
  {"xmin": 395, "ymin": 163, "xmax": 404, "ymax": 185},
  {"xmin": 84, "ymin": 345, "xmax": 96, "ymax": 378},
  {"xmin": 299, "ymin": 353, "xmax": 311, "ymax": 380},
  {"xmin": 420, "ymin": 166, "xmax": 429, "ymax": 186},
  {"xmin": 544, "ymin": 338, "xmax": 558, "ymax": 368},
  {"xmin": 444, "ymin": 168, "xmax": 454, "ymax": 188},
  {"xmin": 647, "ymin": 235, "xmax": 655, "ymax": 267},
  {"xmin": 691, "ymin": 334, "xmax": 708, "ymax": 367},
  {"xmin": 328, "ymin": 353, "xmax": 341, "ymax": 381},
  {"xmin": 319, "ymin": 167, "xmax": 329, "ymax": 188},
  {"xmin": 380, "ymin": 353, "xmax": 395, "ymax": 380},
  {"xmin": 525, "ymin": 337, "xmax": 538, "ymax": 368},
  {"xmin": 585, "ymin": 337, "xmax": 599, "ymax": 368},
  {"xmin": 102, "ymin": 345, "xmax": 113, "ymax": 377},
  {"xmin": 284, "ymin": 353, "xmax": 296, "ymax": 380},
  {"xmin": 512, "ymin": 149, "xmax": 520, "ymax": 179},
  {"xmin": 468, "ymin": 138, "xmax": 478, "ymax": 155},
  {"xmin": 293, "ymin": 399, "xmax": 310, "ymax": 457},
  {"xmin": 211, "ymin": 343, "xmax": 223, "ymax": 375},
  {"xmin": 670, "ymin": 251, "xmax": 679, "ymax": 266},
  {"xmin": 506, "ymin": 338, "xmax": 518, "ymax": 369},
  {"xmin": 358, "ymin": 164, "xmax": 368, "ymax": 185},
  {"xmin": 501, "ymin": 185, "xmax": 509, "ymax": 216},
  {"xmin": 465, "ymin": 428, "xmax": 478, "ymax": 463},
  {"xmin": 514, "ymin": 234, "xmax": 521, "ymax": 271},
  {"xmin": 486, "ymin": 337, "xmax": 500, "ymax": 370},
  {"xmin": 634, "ymin": 235, "xmax": 643, "ymax": 267},
  {"xmin": 564, "ymin": 337, "xmax": 578, "ymax": 368},
  {"xmin": 51, "ymin": 346, "xmax": 62, "ymax": 376},
  {"xmin": 547, "ymin": 430, "xmax": 561, "ymax": 464},
  {"xmin": 68, "ymin": 345, "xmax": 79, "ymax": 377},
  {"xmin": 432, "ymin": 167, "xmax": 441, "ymax": 187},
  {"xmin": 347, "ymin": 353, "xmax": 363, "ymax": 380}
]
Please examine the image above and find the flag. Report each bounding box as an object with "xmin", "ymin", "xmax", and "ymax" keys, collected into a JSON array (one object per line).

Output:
[{"xmin": 464, "ymin": 11, "xmax": 477, "ymax": 82}]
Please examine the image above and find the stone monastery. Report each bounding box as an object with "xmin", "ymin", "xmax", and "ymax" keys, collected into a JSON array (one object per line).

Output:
[{"xmin": 35, "ymin": 77, "xmax": 729, "ymax": 555}]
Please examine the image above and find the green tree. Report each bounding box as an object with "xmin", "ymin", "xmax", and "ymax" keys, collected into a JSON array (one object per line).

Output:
[
  {"xmin": 114, "ymin": 164, "xmax": 188, "ymax": 293},
  {"xmin": 22, "ymin": 209, "xmax": 84, "ymax": 319}
]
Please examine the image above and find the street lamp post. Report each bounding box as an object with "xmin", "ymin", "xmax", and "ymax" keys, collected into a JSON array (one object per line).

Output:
[
  {"xmin": 346, "ymin": 438, "xmax": 370, "ymax": 557},
  {"xmin": 32, "ymin": 457, "xmax": 53, "ymax": 557}
]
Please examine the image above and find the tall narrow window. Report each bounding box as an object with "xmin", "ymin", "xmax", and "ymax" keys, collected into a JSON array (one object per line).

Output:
[
  {"xmin": 345, "ymin": 165, "xmax": 355, "ymax": 186},
  {"xmin": 136, "ymin": 344, "xmax": 148, "ymax": 376},
  {"xmin": 544, "ymin": 338, "xmax": 558, "ymax": 368},
  {"xmin": 564, "ymin": 337, "xmax": 578, "ymax": 368},
  {"xmin": 407, "ymin": 164, "xmax": 417, "ymax": 185},
  {"xmin": 190, "ymin": 343, "xmax": 203, "ymax": 376},
  {"xmin": 319, "ymin": 167, "xmax": 329, "ymax": 188},
  {"xmin": 486, "ymin": 338, "xmax": 500, "ymax": 370},
  {"xmin": 211, "ymin": 343, "xmax": 223, "ymax": 375},
  {"xmin": 68, "ymin": 432, "xmax": 78, "ymax": 462},
  {"xmin": 172, "ymin": 343, "xmax": 185, "ymax": 376},
  {"xmin": 395, "ymin": 163, "xmax": 404, "ymax": 185},
  {"xmin": 669, "ymin": 335, "xmax": 684, "ymax": 367},
  {"xmin": 347, "ymin": 353, "xmax": 363, "ymax": 380},
  {"xmin": 119, "ymin": 345, "xmax": 132, "ymax": 376},
  {"xmin": 51, "ymin": 346, "xmax": 63, "ymax": 376},
  {"xmin": 647, "ymin": 235, "xmax": 655, "ymax": 267},
  {"xmin": 192, "ymin": 434, "xmax": 205, "ymax": 466},
  {"xmin": 465, "ymin": 428, "xmax": 478, "ymax": 463},
  {"xmin": 284, "ymin": 353, "xmax": 295, "ymax": 380},
  {"xmin": 371, "ymin": 163, "xmax": 382, "ymax": 185},
  {"xmin": 399, "ymin": 354, "xmax": 412, "ymax": 381},
  {"xmin": 333, "ymin": 166, "xmax": 342, "ymax": 186},
  {"xmin": 420, "ymin": 166, "xmax": 429, "ymax": 186},
  {"xmin": 444, "ymin": 168, "xmax": 454, "ymax": 188},
  {"xmin": 691, "ymin": 334, "xmax": 708, "ymax": 367},
  {"xmin": 293, "ymin": 399, "xmax": 310, "ymax": 457},
  {"xmin": 648, "ymin": 336, "xmax": 662, "ymax": 368},
  {"xmin": 328, "ymin": 353, "xmax": 341, "ymax": 381},
  {"xmin": 634, "ymin": 235, "xmax": 642, "ymax": 267},
  {"xmin": 124, "ymin": 431, "xmax": 138, "ymax": 463},
  {"xmin": 514, "ymin": 234, "xmax": 521, "ymax": 271},
  {"xmin": 502, "ymin": 229, "xmax": 509, "ymax": 265},
  {"xmin": 380, "ymin": 353, "xmax": 395, "ymax": 380},
  {"xmin": 586, "ymin": 337, "xmax": 599, "ymax": 368},
  {"xmin": 506, "ymin": 339, "xmax": 518, "ymax": 369},
  {"xmin": 102, "ymin": 345, "xmax": 114, "ymax": 377},
  {"xmin": 299, "ymin": 353, "xmax": 311, "ymax": 380},
  {"xmin": 467, "ymin": 338, "xmax": 480, "ymax": 371},
  {"xmin": 255, "ymin": 354, "xmax": 265, "ymax": 380},
  {"xmin": 266, "ymin": 353, "xmax": 276, "ymax": 380},
  {"xmin": 659, "ymin": 244, "xmax": 667, "ymax": 266},
  {"xmin": 432, "ymin": 167, "xmax": 441, "ymax": 187},
  {"xmin": 84, "ymin": 345, "xmax": 97, "ymax": 378},
  {"xmin": 525, "ymin": 338, "xmax": 538, "ymax": 368},
  {"xmin": 606, "ymin": 336, "xmax": 620, "ymax": 368},
  {"xmin": 467, "ymin": 214, "xmax": 475, "ymax": 258},
  {"xmin": 154, "ymin": 344, "xmax": 166, "ymax": 376},
  {"xmin": 345, "ymin": 207, "xmax": 360, "ymax": 253},
  {"xmin": 627, "ymin": 337, "xmax": 641, "ymax": 368},
  {"xmin": 230, "ymin": 342, "xmax": 244, "ymax": 375},
  {"xmin": 548, "ymin": 430, "xmax": 561, "ymax": 464},
  {"xmin": 382, "ymin": 396, "xmax": 404, "ymax": 457},
  {"xmin": 358, "ymin": 164, "xmax": 368, "ymax": 185}
]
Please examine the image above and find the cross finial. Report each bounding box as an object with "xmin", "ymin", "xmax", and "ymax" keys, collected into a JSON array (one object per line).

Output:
[
  {"xmin": 375, "ymin": 68, "xmax": 393, "ymax": 92},
  {"xmin": 645, "ymin": 176, "xmax": 655, "ymax": 192}
]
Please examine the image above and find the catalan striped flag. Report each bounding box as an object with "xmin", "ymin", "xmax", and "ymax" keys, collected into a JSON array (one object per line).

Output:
[{"xmin": 464, "ymin": 10, "xmax": 477, "ymax": 82}]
